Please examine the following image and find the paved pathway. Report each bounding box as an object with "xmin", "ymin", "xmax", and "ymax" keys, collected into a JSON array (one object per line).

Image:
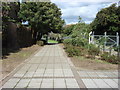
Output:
[
  {"xmin": 78, "ymin": 70, "xmax": 119, "ymax": 89},
  {"xmin": 1, "ymin": 44, "xmax": 119, "ymax": 89}
]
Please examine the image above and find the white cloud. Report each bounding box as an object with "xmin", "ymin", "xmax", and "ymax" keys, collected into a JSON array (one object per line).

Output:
[
  {"xmin": 67, "ymin": 21, "xmax": 78, "ymax": 25},
  {"xmin": 85, "ymin": 21, "xmax": 92, "ymax": 24},
  {"xmin": 51, "ymin": 0, "xmax": 119, "ymax": 24},
  {"xmin": 52, "ymin": 0, "xmax": 119, "ymax": 3}
]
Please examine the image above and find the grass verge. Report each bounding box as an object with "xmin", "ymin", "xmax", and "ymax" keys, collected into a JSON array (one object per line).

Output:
[
  {"xmin": 1, "ymin": 45, "xmax": 40, "ymax": 78},
  {"xmin": 71, "ymin": 56, "xmax": 118, "ymax": 70},
  {"xmin": 48, "ymin": 40, "xmax": 58, "ymax": 43}
]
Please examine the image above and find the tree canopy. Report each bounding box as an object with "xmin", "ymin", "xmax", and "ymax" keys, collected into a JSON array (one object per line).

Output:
[
  {"xmin": 2, "ymin": 2, "xmax": 20, "ymax": 31},
  {"xmin": 91, "ymin": 4, "xmax": 120, "ymax": 35},
  {"xmin": 19, "ymin": 2, "xmax": 64, "ymax": 41}
]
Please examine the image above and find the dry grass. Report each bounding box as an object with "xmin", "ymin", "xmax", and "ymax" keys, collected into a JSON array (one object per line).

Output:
[
  {"xmin": 1, "ymin": 45, "xmax": 40, "ymax": 78},
  {"xmin": 71, "ymin": 56, "xmax": 118, "ymax": 70}
]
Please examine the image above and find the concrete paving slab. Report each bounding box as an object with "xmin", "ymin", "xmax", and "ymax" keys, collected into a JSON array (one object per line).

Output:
[
  {"xmin": 28, "ymin": 79, "xmax": 42, "ymax": 88},
  {"xmin": 45, "ymin": 69, "xmax": 54, "ymax": 73},
  {"xmin": 87, "ymin": 72, "xmax": 99, "ymax": 77},
  {"xmin": 103, "ymin": 79, "xmax": 118, "ymax": 88},
  {"xmin": 7, "ymin": 78, "xmax": 20, "ymax": 83},
  {"xmin": 54, "ymin": 79, "xmax": 66, "ymax": 88},
  {"xmin": 54, "ymin": 71, "xmax": 64, "ymax": 77},
  {"xmin": 33, "ymin": 73, "xmax": 44, "ymax": 77},
  {"xmin": 112, "ymin": 72, "xmax": 118, "ymax": 77},
  {"xmin": 82, "ymin": 79, "xmax": 98, "ymax": 88},
  {"xmin": 30, "ymin": 79, "xmax": 42, "ymax": 83},
  {"xmin": 65, "ymin": 79, "xmax": 79, "ymax": 88},
  {"xmin": 95, "ymin": 72, "xmax": 108, "ymax": 77},
  {"xmin": 27, "ymin": 84, "xmax": 40, "ymax": 88},
  {"xmin": 92, "ymin": 79, "xmax": 111, "ymax": 88},
  {"xmin": 24, "ymin": 72, "xmax": 34, "ymax": 77},
  {"xmin": 103, "ymin": 72, "xmax": 116, "ymax": 77},
  {"xmin": 36, "ymin": 69, "xmax": 45, "ymax": 73},
  {"xmin": 54, "ymin": 64, "xmax": 62, "ymax": 68},
  {"xmin": 44, "ymin": 73, "xmax": 53, "ymax": 77},
  {"xmin": 15, "ymin": 79, "xmax": 30, "ymax": 88},
  {"xmin": 113, "ymin": 79, "xmax": 118, "ymax": 84},
  {"xmin": 2, "ymin": 81, "xmax": 17, "ymax": 88},
  {"xmin": 78, "ymin": 71, "xmax": 89, "ymax": 77},
  {"xmin": 41, "ymin": 82, "xmax": 53, "ymax": 88},
  {"xmin": 38, "ymin": 64, "xmax": 47, "ymax": 69},
  {"xmin": 13, "ymin": 73, "xmax": 25, "ymax": 77}
]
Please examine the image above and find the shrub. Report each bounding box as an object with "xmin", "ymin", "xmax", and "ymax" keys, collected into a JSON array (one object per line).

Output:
[
  {"xmin": 63, "ymin": 37, "xmax": 89, "ymax": 48},
  {"xmin": 74, "ymin": 38, "xmax": 89, "ymax": 47},
  {"xmin": 58, "ymin": 39, "xmax": 63, "ymax": 43},
  {"xmin": 108, "ymin": 55, "xmax": 119, "ymax": 64},
  {"xmin": 114, "ymin": 46, "xmax": 120, "ymax": 51},
  {"xmin": 88, "ymin": 44, "xmax": 100, "ymax": 58},
  {"xmin": 36, "ymin": 40, "xmax": 44, "ymax": 46},
  {"xmin": 101, "ymin": 52, "xmax": 119, "ymax": 64},
  {"xmin": 101, "ymin": 52, "xmax": 109, "ymax": 60},
  {"xmin": 64, "ymin": 45, "xmax": 81, "ymax": 57},
  {"xmin": 63, "ymin": 39, "xmax": 72, "ymax": 45},
  {"xmin": 41, "ymin": 39, "xmax": 47, "ymax": 44}
]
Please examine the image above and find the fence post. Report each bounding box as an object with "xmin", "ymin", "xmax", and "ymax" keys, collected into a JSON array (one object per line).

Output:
[
  {"xmin": 116, "ymin": 32, "xmax": 120, "ymax": 60},
  {"xmin": 92, "ymin": 32, "xmax": 94, "ymax": 44},
  {"xmin": 117, "ymin": 32, "xmax": 119, "ymax": 47},
  {"xmin": 89, "ymin": 31, "xmax": 92, "ymax": 44},
  {"xmin": 104, "ymin": 32, "xmax": 107, "ymax": 52}
]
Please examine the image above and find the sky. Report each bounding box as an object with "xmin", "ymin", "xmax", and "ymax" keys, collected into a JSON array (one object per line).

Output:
[{"xmin": 51, "ymin": 0, "xmax": 119, "ymax": 25}]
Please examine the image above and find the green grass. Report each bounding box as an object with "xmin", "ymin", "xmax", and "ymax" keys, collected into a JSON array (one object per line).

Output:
[{"xmin": 48, "ymin": 40, "xmax": 58, "ymax": 43}]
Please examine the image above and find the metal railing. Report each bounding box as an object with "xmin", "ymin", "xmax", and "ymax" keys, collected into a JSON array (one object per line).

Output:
[{"xmin": 89, "ymin": 32, "xmax": 119, "ymax": 56}]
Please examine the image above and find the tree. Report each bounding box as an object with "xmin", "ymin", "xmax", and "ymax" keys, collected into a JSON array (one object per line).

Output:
[
  {"xmin": 62, "ymin": 24, "xmax": 75, "ymax": 36},
  {"xmin": 78, "ymin": 16, "xmax": 83, "ymax": 23},
  {"xmin": 2, "ymin": 2, "xmax": 20, "ymax": 48},
  {"xmin": 91, "ymin": 3, "xmax": 120, "ymax": 35},
  {"xmin": 19, "ymin": 2, "xmax": 64, "ymax": 43}
]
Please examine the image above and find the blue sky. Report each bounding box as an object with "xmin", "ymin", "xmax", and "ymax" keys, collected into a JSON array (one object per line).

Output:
[{"xmin": 51, "ymin": 0, "xmax": 119, "ymax": 24}]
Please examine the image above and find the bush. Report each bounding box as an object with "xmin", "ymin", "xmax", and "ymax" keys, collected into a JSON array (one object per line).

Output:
[
  {"xmin": 41, "ymin": 39, "xmax": 47, "ymax": 44},
  {"xmin": 64, "ymin": 45, "xmax": 81, "ymax": 57},
  {"xmin": 101, "ymin": 52, "xmax": 109, "ymax": 60},
  {"xmin": 101, "ymin": 52, "xmax": 119, "ymax": 64},
  {"xmin": 88, "ymin": 44, "xmax": 100, "ymax": 58},
  {"xmin": 36, "ymin": 40, "xmax": 44, "ymax": 46},
  {"xmin": 63, "ymin": 39, "xmax": 72, "ymax": 45},
  {"xmin": 74, "ymin": 38, "xmax": 89, "ymax": 47},
  {"xmin": 114, "ymin": 46, "xmax": 120, "ymax": 51},
  {"xmin": 58, "ymin": 39, "xmax": 63, "ymax": 43},
  {"xmin": 63, "ymin": 37, "xmax": 89, "ymax": 48}
]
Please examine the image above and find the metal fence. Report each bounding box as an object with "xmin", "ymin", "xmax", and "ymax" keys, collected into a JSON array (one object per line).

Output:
[{"xmin": 89, "ymin": 32, "xmax": 119, "ymax": 56}]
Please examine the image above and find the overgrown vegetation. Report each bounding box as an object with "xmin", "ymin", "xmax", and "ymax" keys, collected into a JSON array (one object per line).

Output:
[
  {"xmin": 63, "ymin": 22, "xmax": 100, "ymax": 59},
  {"xmin": 62, "ymin": 3, "xmax": 120, "ymax": 64},
  {"xmin": 101, "ymin": 52, "xmax": 119, "ymax": 64}
]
